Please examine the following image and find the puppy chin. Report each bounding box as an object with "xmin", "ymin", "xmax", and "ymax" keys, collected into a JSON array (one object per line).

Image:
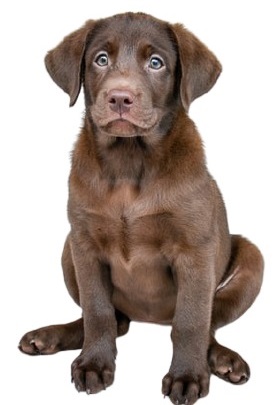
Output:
[{"xmin": 103, "ymin": 119, "xmax": 139, "ymax": 137}]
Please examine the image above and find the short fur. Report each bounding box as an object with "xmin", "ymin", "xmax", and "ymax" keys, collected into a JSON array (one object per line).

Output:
[{"xmin": 19, "ymin": 12, "xmax": 263, "ymax": 405}]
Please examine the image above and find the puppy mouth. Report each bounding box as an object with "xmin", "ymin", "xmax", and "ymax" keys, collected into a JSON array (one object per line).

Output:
[
  {"xmin": 99, "ymin": 113, "xmax": 159, "ymax": 137},
  {"xmin": 103, "ymin": 118, "xmax": 139, "ymax": 137},
  {"xmin": 91, "ymin": 106, "xmax": 159, "ymax": 137}
]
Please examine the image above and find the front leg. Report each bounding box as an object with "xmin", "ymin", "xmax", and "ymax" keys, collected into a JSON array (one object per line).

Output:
[
  {"xmin": 70, "ymin": 232, "xmax": 117, "ymax": 394},
  {"xmin": 162, "ymin": 252, "xmax": 215, "ymax": 405}
]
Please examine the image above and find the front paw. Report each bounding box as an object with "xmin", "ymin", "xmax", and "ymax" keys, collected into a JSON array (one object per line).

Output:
[
  {"xmin": 162, "ymin": 368, "xmax": 210, "ymax": 405},
  {"xmin": 71, "ymin": 349, "xmax": 116, "ymax": 394}
]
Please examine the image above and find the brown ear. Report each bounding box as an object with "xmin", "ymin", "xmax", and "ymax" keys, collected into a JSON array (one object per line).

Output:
[
  {"xmin": 45, "ymin": 20, "xmax": 95, "ymax": 106},
  {"xmin": 171, "ymin": 23, "xmax": 222, "ymax": 110}
]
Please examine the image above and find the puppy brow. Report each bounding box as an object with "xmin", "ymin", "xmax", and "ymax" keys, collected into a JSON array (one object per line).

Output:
[
  {"xmin": 138, "ymin": 43, "xmax": 165, "ymax": 63},
  {"xmin": 90, "ymin": 39, "xmax": 118, "ymax": 56},
  {"xmin": 105, "ymin": 41, "xmax": 118, "ymax": 54},
  {"xmin": 140, "ymin": 44, "xmax": 156, "ymax": 57}
]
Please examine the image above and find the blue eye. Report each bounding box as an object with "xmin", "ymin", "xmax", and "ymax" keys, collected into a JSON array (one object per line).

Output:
[
  {"xmin": 149, "ymin": 56, "xmax": 164, "ymax": 70},
  {"xmin": 95, "ymin": 52, "xmax": 109, "ymax": 66}
]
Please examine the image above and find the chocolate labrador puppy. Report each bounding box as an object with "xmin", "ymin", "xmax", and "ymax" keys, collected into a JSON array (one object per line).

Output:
[{"xmin": 19, "ymin": 12, "xmax": 264, "ymax": 405}]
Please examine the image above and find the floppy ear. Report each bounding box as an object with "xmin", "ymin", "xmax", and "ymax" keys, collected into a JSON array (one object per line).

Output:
[
  {"xmin": 171, "ymin": 23, "xmax": 222, "ymax": 111},
  {"xmin": 45, "ymin": 20, "xmax": 95, "ymax": 106}
]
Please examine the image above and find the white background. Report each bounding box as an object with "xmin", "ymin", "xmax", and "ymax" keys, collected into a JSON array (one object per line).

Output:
[{"xmin": 1, "ymin": 0, "xmax": 278, "ymax": 404}]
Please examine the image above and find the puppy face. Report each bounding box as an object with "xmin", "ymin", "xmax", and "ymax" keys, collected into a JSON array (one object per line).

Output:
[
  {"xmin": 45, "ymin": 12, "xmax": 221, "ymax": 140},
  {"xmin": 83, "ymin": 14, "xmax": 179, "ymax": 138}
]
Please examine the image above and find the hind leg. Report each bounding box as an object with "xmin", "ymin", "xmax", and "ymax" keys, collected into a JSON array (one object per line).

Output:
[
  {"xmin": 19, "ymin": 318, "xmax": 84, "ymax": 355},
  {"xmin": 208, "ymin": 235, "xmax": 264, "ymax": 384},
  {"xmin": 19, "ymin": 234, "xmax": 130, "ymax": 355}
]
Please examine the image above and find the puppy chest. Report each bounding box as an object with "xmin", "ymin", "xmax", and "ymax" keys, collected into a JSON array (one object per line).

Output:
[{"xmin": 88, "ymin": 212, "xmax": 165, "ymax": 258}]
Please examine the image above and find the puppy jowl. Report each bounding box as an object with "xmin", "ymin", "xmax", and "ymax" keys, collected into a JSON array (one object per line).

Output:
[{"xmin": 19, "ymin": 12, "xmax": 264, "ymax": 405}]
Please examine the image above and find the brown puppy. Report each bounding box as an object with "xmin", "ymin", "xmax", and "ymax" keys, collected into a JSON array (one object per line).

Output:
[{"xmin": 19, "ymin": 12, "xmax": 264, "ymax": 405}]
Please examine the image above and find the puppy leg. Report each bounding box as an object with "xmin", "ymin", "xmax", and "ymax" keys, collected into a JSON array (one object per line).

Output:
[
  {"xmin": 19, "ymin": 235, "xmax": 130, "ymax": 356},
  {"xmin": 19, "ymin": 235, "xmax": 84, "ymax": 355},
  {"xmin": 62, "ymin": 234, "xmax": 129, "ymax": 337},
  {"xmin": 162, "ymin": 250, "xmax": 215, "ymax": 405},
  {"xmin": 208, "ymin": 235, "xmax": 264, "ymax": 384},
  {"xmin": 19, "ymin": 318, "xmax": 84, "ymax": 355},
  {"xmin": 18, "ymin": 309, "xmax": 130, "ymax": 356}
]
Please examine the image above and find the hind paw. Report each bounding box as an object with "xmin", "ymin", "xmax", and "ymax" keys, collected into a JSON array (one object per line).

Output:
[{"xmin": 208, "ymin": 342, "xmax": 250, "ymax": 384}]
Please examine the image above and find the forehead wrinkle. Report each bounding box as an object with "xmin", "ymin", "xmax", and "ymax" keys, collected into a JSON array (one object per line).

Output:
[
  {"xmin": 117, "ymin": 35, "xmax": 177, "ymax": 67},
  {"xmin": 87, "ymin": 18, "xmax": 177, "ymax": 68}
]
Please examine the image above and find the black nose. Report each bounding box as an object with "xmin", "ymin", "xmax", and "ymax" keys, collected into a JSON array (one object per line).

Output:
[{"xmin": 108, "ymin": 90, "xmax": 134, "ymax": 114}]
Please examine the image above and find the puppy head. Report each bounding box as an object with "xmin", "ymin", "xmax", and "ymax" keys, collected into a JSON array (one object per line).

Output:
[{"xmin": 45, "ymin": 13, "xmax": 221, "ymax": 111}]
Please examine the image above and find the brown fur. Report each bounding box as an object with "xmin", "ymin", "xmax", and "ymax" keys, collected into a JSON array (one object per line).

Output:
[{"xmin": 19, "ymin": 12, "xmax": 264, "ymax": 405}]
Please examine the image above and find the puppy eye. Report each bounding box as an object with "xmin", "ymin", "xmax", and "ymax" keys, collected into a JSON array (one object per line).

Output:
[
  {"xmin": 149, "ymin": 55, "xmax": 164, "ymax": 70},
  {"xmin": 95, "ymin": 52, "xmax": 109, "ymax": 67}
]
